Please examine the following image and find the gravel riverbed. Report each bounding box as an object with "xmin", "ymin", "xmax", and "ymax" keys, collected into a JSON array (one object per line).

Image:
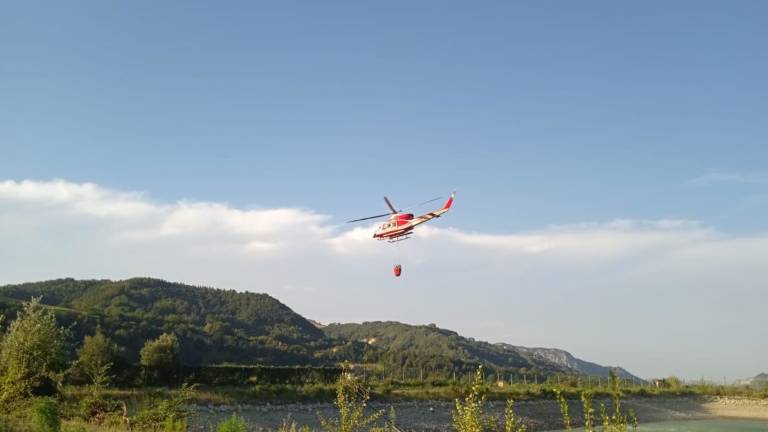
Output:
[{"xmin": 187, "ymin": 396, "xmax": 768, "ymax": 431}]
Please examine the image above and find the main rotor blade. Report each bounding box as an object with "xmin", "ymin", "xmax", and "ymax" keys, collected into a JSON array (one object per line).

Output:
[
  {"xmin": 346, "ymin": 213, "xmax": 391, "ymax": 223},
  {"xmin": 400, "ymin": 196, "xmax": 443, "ymax": 211},
  {"xmin": 384, "ymin": 197, "xmax": 397, "ymax": 213}
]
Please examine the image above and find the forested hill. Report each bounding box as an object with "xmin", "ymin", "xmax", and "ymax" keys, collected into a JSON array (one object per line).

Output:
[
  {"xmin": 322, "ymin": 321, "xmax": 568, "ymax": 375},
  {"xmin": 0, "ymin": 278, "xmax": 639, "ymax": 379},
  {"xmin": 0, "ymin": 278, "xmax": 341, "ymax": 365}
]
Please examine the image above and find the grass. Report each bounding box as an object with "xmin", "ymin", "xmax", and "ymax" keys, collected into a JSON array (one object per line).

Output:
[{"xmin": 58, "ymin": 379, "xmax": 768, "ymax": 408}]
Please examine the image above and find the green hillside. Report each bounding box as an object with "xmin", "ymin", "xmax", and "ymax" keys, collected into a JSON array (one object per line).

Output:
[
  {"xmin": 323, "ymin": 321, "xmax": 566, "ymax": 375},
  {"xmin": 0, "ymin": 278, "xmax": 342, "ymax": 365},
  {"xmin": 0, "ymin": 278, "xmax": 639, "ymax": 380}
]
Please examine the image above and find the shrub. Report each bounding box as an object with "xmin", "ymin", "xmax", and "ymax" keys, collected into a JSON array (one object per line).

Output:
[
  {"xmin": 163, "ymin": 418, "xmax": 187, "ymax": 432},
  {"xmin": 77, "ymin": 328, "xmax": 118, "ymax": 390},
  {"xmin": 0, "ymin": 415, "xmax": 19, "ymax": 432},
  {"xmin": 141, "ymin": 333, "xmax": 180, "ymax": 385},
  {"xmin": 580, "ymin": 392, "xmax": 594, "ymax": 432},
  {"xmin": 132, "ymin": 383, "xmax": 197, "ymax": 430},
  {"xmin": 452, "ymin": 367, "xmax": 526, "ymax": 432},
  {"xmin": 554, "ymin": 389, "xmax": 571, "ymax": 430},
  {"xmin": 217, "ymin": 414, "xmax": 249, "ymax": 432},
  {"xmin": 318, "ymin": 365, "xmax": 384, "ymax": 432},
  {"xmin": 77, "ymin": 393, "xmax": 123, "ymax": 424},
  {"xmin": 452, "ymin": 367, "xmax": 486, "ymax": 432},
  {"xmin": 32, "ymin": 398, "xmax": 61, "ymax": 432},
  {"xmin": 279, "ymin": 416, "xmax": 310, "ymax": 432},
  {"xmin": 0, "ymin": 298, "xmax": 70, "ymax": 402},
  {"xmin": 503, "ymin": 399, "xmax": 526, "ymax": 432}
]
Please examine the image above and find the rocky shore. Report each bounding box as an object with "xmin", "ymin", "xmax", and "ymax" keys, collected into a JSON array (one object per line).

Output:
[{"xmin": 189, "ymin": 396, "xmax": 768, "ymax": 431}]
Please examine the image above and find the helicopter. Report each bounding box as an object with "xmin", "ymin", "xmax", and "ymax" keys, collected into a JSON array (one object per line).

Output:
[{"xmin": 346, "ymin": 192, "xmax": 455, "ymax": 276}]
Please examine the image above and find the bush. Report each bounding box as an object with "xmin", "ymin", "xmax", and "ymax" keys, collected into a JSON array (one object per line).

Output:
[
  {"xmin": 77, "ymin": 393, "xmax": 123, "ymax": 424},
  {"xmin": 217, "ymin": 414, "xmax": 249, "ymax": 432},
  {"xmin": 0, "ymin": 298, "xmax": 70, "ymax": 402},
  {"xmin": 132, "ymin": 383, "xmax": 196, "ymax": 430},
  {"xmin": 279, "ymin": 416, "xmax": 310, "ymax": 432},
  {"xmin": 453, "ymin": 367, "xmax": 527, "ymax": 432},
  {"xmin": 78, "ymin": 328, "xmax": 118, "ymax": 389},
  {"xmin": 317, "ymin": 365, "xmax": 384, "ymax": 432},
  {"xmin": 0, "ymin": 415, "xmax": 19, "ymax": 432},
  {"xmin": 141, "ymin": 333, "xmax": 180, "ymax": 386},
  {"xmin": 32, "ymin": 398, "xmax": 61, "ymax": 432},
  {"xmin": 163, "ymin": 418, "xmax": 187, "ymax": 432}
]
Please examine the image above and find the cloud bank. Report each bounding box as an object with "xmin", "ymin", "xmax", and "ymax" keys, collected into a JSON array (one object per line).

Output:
[{"xmin": 1, "ymin": 179, "xmax": 767, "ymax": 380}]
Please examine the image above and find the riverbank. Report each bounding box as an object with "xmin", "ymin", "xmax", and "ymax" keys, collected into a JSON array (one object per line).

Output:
[
  {"xmin": 700, "ymin": 396, "xmax": 768, "ymax": 421},
  {"xmin": 188, "ymin": 396, "xmax": 768, "ymax": 431}
]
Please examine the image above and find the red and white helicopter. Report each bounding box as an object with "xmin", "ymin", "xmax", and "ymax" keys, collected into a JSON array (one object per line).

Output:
[{"xmin": 346, "ymin": 192, "xmax": 455, "ymax": 276}]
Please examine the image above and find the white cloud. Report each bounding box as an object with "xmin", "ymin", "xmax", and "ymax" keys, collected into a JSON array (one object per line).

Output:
[
  {"xmin": 0, "ymin": 179, "xmax": 156, "ymax": 218},
  {"xmin": 423, "ymin": 220, "xmax": 715, "ymax": 259},
  {"xmin": 0, "ymin": 180, "xmax": 722, "ymax": 261},
  {"xmin": 0, "ymin": 179, "xmax": 330, "ymax": 254},
  {"xmin": 1, "ymin": 179, "xmax": 767, "ymax": 380}
]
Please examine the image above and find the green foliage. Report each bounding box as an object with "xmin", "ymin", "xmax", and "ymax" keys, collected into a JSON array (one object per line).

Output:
[
  {"xmin": 554, "ymin": 389, "xmax": 571, "ymax": 430},
  {"xmin": 323, "ymin": 322, "xmax": 563, "ymax": 375},
  {"xmin": 0, "ymin": 278, "xmax": 329, "ymax": 366},
  {"xmin": 0, "ymin": 416, "xmax": 15, "ymax": 432},
  {"xmin": 279, "ymin": 416, "xmax": 310, "ymax": 432},
  {"xmin": 78, "ymin": 328, "xmax": 118, "ymax": 390},
  {"xmin": 452, "ymin": 367, "xmax": 487, "ymax": 432},
  {"xmin": 318, "ymin": 365, "xmax": 384, "ymax": 432},
  {"xmin": 141, "ymin": 333, "xmax": 180, "ymax": 385},
  {"xmin": 452, "ymin": 367, "xmax": 528, "ymax": 432},
  {"xmin": 503, "ymin": 399, "xmax": 526, "ymax": 432},
  {"xmin": 216, "ymin": 414, "xmax": 249, "ymax": 432},
  {"xmin": 77, "ymin": 393, "xmax": 123, "ymax": 425},
  {"xmin": 627, "ymin": 408, "xmax": 638, "ymax": 431},
  {"xmin": 141, "ymin": 333, "xmax": 180, "ymax": 370},
  {"xmin": 162, "ymin": 418, "xmax": 187, "ymax": 432},
  {"xmin": 32, "ymin": 398, "xmax": 61, "ymax": 432},
  {"xmin": 0, "ymin": 297, "xmax": 70, "ymax": 402},
  {"xmin": 386, "ymin": 406, "xmax": 397, "ymax": 432},
  {"xmin": 580, "ymin": 391, "xmax": 595, "ymax": 432},
  {"xmin": 592, "ymin": 370, "xmax": 631, "ymax": 432},
  {"xmin": 662, "ymin": 376, "xmax": 683, "ymax": 390},
  {"xmin": 132, "ymin": 383, "xmax": 197, "ymax": 431}
]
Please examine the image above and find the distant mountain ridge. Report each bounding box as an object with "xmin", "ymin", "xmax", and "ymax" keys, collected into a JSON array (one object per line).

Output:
[
  {"xmin": 323, "ymin": 321, "xmax": 642, "ymax": 380},
  {"xmin": 504, "ymin": 345, "xmax": 644, "ymax": 382},
  {"xmin": 323, "ymin": 321, "xmax": 567, "ymax": 374},
  {"xmin": 735, "ymin": 373, "xmax": 768, "ymax": 387},
  {"xmin": 0, "ymin": 278, "xmax": 641, "ymax": 380}
]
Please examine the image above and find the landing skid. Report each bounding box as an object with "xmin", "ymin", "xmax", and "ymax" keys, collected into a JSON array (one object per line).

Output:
[{"xmin": 387, "ymin": 236, "xmax": 411, "ymax": 243}]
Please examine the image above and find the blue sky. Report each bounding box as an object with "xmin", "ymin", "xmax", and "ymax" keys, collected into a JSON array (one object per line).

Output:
[{"xmin": 2, "ymin": 2, "xmax": 768, "ymax": 379}]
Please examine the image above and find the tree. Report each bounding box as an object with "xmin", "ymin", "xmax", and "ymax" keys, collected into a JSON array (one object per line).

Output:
[
  {"xmin": 0, "ymin": 297, "xmax": 70, "ymax": 402},
  {"xmin": 140, "ymin": 333, "xmax": 180, "ymax": 384},
  {"xmin": 78, "ymin": 327, "xmax": 118, "ymax": 389}
]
